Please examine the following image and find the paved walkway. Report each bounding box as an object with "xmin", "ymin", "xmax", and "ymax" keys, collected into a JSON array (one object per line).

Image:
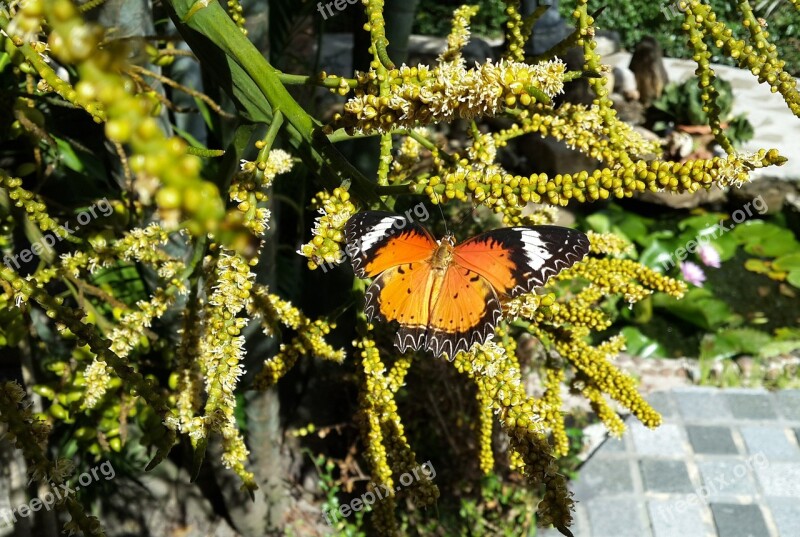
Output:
[
  {"xmin": 541, "ymin": 387, "xmax": 800, "ymax": 537},
  {"xmin": 605, "ymin": 52, "xmax": 800, "ymax": 181}
]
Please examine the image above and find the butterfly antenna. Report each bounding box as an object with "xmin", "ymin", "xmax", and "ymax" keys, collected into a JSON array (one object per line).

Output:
[
  {"xmin": 433, "ymin": 190, "xmax": 449, "ymax": 237},
  {"xmin": 454, "ymin": 204, "xmax": 477, "ymax": 230}
]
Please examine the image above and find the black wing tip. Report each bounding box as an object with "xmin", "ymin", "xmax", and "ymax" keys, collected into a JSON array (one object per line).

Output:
[{"xmin": 504, "ymin": 227, "xmax": 590, "ymax": 296}]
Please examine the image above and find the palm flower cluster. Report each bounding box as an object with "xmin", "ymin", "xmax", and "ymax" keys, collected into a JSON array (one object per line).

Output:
[
  {"xmin": 0, "ymin": 0, "xmax": 797, "ymax": 535},
  {"xmin": 296, "ymin": 186, "xmax": 358, "ymax": 270},
  {"xmin": 331, "ymin": 4, "xmax": 566, "ymax": 134}
]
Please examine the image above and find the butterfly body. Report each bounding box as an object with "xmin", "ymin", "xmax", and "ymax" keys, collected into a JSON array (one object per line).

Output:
[
  {"xmin": 430, "ymin": 236, "xmax": 455, "ymax": 271},
  {"xmin": 345, "ymin": 211, "xmax": 590, "ymax": 359}
]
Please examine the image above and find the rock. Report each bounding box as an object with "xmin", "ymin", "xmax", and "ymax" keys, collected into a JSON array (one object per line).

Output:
[
  {"xmin": 462, "ymin": 37, "xmax": 499, "ymax": 64},
  {"xmin": 612, "ymin": 65, "xmax": 638, "ymax": 100},
  {"xmin": 510, "ymin": 133, "xmax": 601, "ymax": 177},
  {"xmin": 524, "ymin": 0, "xmax": 571, "ymax": 56},
  {"xmin": 628, "ymin": 36, "xmax": 669, "ymax": 108},
  {"xmin": 663, "ymin": 130, "xmax": 694, "ymax": 161},
  {"xmin": 785, "ymin": 191, "xmax": 800, "ymax": 236},
  {"xmin": 630, "ymin": 125, "xmax": 661, "ymax": 159},
  {"xmin": 729, "ymin": 176, "xmax": 800, "ymax": 215},
  {"xmin": 555, "ymin": 47, "xmax": 595, "ymax": 107},
  {"xmin": 406, "ymin": 34, "xmax": 501, "ymax": 65},
  {"xmin": 633, "ymin": 125, "xmax": 662, "ymax": 143},
  {"xmin": 612, "ymin": 96, "xmax": 645, "ymax": 124},
  {"xmin": 735, "ymin": 355, "xmax": 755, "ymax": 378},
  {"xmin": 595, "ymin": 30, "xmax": 622, "ymax": 57}
]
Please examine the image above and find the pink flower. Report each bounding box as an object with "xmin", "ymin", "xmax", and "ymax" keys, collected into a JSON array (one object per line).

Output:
[
  {"xmin": 698, "ymin": 244, "xmax": 721, "ymax": 268},
  {"xmin": 681, "ymin": 261, "xmax": 706, "ymax": 287}
]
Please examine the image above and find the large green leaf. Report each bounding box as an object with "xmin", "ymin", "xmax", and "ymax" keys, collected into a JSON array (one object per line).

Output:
[
  {"xmin": 743, "ymin": 229, "xmax": 800, "ymax": 257},
  {"xmin": 731, "ymin": 220, "xmax": 783, "ymax": 243},
  {"xmin": 699, "ymin": 327, "xmax": 773, "ymax": 361},
  {"xmin": 773, "ymin": 253, "xmax": 800, "ymax": 271},
  {"xmin": 612, "ymin": 217, "xmax": 649, "ymax": 245},
  {"xmin": 653, "ymin": 288, "xmax": 735, "ymax": 330},
  {"xmin": 708, "ymin": 233, "xmax": 739, "ymax": 262},
  {"xmin": 639, "ymin": 239, "xmax": 680, "ymax": 270},
  {"xmin": 586, "ymin": 212, "xmax": 611, "ymax": 233},
  {"xmin": 679, "ymin": 213, "xmax": 726, "ymax": 232},
  {"xmin": 620, "ymin": 326, "xmax": 667, "ymax": 358},
  {"xmin": 787, "ymin": 269, "xmax": 800, "ymax": 288},
  {"xmin": 760, "ymin": 339, "xmax": 800, "ymax": 359}
]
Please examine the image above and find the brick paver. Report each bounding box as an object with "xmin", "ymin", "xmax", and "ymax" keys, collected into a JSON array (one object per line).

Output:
[{"xmin": 540, "ymin": 388, "xmax": 800, "ymax": 537}]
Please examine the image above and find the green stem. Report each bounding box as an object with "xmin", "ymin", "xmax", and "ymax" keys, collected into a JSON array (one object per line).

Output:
[
  {"xmin": 327, "ymin": 129, "xmax": 381, "ymax": 143},
  {"xmin": 377, "ymin": 133, "xmax": 392, "ymax": 185},
  {"xmin": 166, "ymin": 0, "xmax": 386, "ymax": 208},
  {"xmin": 186, "ymin": 147, "xmax": 225, "ymax": 157},
  {"xmin": 257, "ymin": 109, "xmax": 284, "ymax": 172}
]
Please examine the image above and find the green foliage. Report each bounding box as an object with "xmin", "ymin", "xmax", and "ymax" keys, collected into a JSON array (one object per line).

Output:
[
  {"xmin": 454, "ymin": 474, "xmax": 538, "ymax": 537},
  {"xmin": 584, "ymin": 201, "xmax": 800, "ymax": 387},
  {"xmin": 699, "ymin": 327, "xmax": 800, "ymax": 361},
  {"xmin": 1, "ymin": 1, "xmax": 798, "ymax": 535},
  {"xmin": 651, "ymin": 77, "xmax": 754, "ymax": 146},
  {"xmin": 560, "ymin": 0, "xmax": 800, "ymax": 76},
  {"xmin": 415, "ymin": 0, "xmax": 506, "ymax": 38},
  {"xmin": 301, "ymin": 452, "xmax": 367, "ymax": 537}
]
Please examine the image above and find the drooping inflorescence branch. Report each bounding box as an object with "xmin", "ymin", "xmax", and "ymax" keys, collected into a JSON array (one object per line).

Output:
[
  {"xmin": 683, "ymin": 0, "xmax": 800, "ymax": 118},
  {"xmin": 0, "ymin": 382, "xmax": 105, "ymax": 536}
]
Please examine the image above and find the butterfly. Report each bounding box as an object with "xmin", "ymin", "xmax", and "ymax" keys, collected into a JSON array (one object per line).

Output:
[{"xmin": 344, "ymin": 211, "xmax": 590, "ymax": 359}]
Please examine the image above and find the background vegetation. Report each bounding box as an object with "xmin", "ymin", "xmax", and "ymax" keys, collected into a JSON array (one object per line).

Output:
[
  {"xmin": 0, "ymin": 1, "xmax": 798, "ymax": 536},
  {"xmin": 415, "ymin": 0, "xmax": 800, "ymax": 75}
]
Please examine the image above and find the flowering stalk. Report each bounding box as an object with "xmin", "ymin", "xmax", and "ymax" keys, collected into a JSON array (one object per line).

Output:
[
  {"xmin": 196, "ymin": 250, "xmax": 256, "ymax": 490},
  {"xmin": 0, "ymin": 382, "xmax": 104, "ymax": 536},
  {"xmin": 0, "ymin": 265, "xmax": 178, "ymax": 468}
]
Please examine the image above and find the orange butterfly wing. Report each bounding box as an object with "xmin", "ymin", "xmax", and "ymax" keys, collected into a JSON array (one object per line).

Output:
[
  {"xmin": 453, "ymin": 226, "xmax": 590, "ymax": 298},
  {"xmin": 425, "ymin": 266, "xmax": 502, "ymax": 358},
  {"xmin": 344, "ymin": 212, "xmax": 437, "ymax": 278},
  {"xmin": 364, "ymin": 262, "xmax": 435, "ymax": 352},
  {"xmin": 346, "ymin": 213, "xmax": 590, "ymax": 360},
  {"xmin": 346, "ymin": 212, "xmax": 439, "ymax": 352}
]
